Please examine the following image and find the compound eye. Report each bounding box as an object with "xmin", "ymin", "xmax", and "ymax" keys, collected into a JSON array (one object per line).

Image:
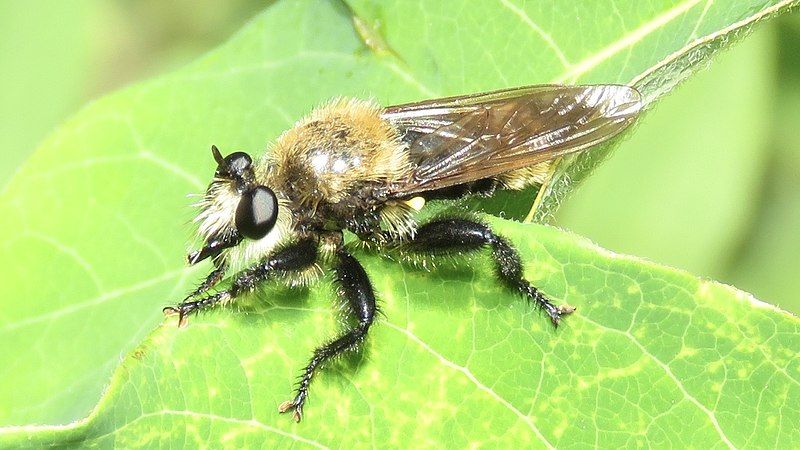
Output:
[
  {"xmin": 235, "ymin": 186, "xmax": 278, "ymax": 240},
  {"xmin": 216, "ymin": 151, "xmax": 252, "ymax": 178}
]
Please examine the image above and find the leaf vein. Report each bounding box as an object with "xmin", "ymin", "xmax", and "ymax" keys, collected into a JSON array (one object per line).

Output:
[
  {"xmin": 0, "ymin": 268, "xmax": 190, "ymax": 332},
  {"xmin": 581, "ymin": 316, "xmax": 736, "ymax": 449},
  {"xmin": 554, "ymin": 0, "xmax": 705, "ymax": 82},
  {"xmin": 496, "ymin": 0, "xmax": 572, "ymax": 67},
  {"xmin": 383, "ymin": 321, "xmax": 556, "ymax": 449}
]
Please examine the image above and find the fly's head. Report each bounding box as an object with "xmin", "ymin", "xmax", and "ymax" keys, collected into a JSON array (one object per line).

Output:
[{"xmin": 190, "ymin": 145, "xmax": 289, "ymax": 269}]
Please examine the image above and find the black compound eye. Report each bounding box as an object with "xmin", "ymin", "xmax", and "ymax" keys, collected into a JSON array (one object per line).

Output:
[
  {"xmin": 235, "ymin": 186, "xmax": 278, "ymax": 240},
  {"xmin": 216, "ymin": 151, "xmax": 252, "ymax": 178}
]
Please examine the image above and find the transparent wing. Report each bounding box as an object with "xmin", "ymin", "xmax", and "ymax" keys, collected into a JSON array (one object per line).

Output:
[{"xmin": 381, "ymin": 84, "xmax": 642, "ymax": 196}]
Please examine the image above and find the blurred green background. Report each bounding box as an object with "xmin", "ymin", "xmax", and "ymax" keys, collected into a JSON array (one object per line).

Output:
[{"xmin": 1, "ymin": 0, "xmax": 798, "ymax": 315}]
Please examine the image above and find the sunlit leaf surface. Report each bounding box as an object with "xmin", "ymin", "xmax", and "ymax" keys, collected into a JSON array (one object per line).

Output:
[
  {"xmin": 1, "ymin": 0, "xmax": 797, "ymax": 447},
  {"xmin": 3, "ymin": 221, "xmax": 799, "ymax": 448}
]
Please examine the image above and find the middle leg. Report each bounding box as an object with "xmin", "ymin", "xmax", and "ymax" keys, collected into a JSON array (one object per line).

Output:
[{"xmin": 279, "ymin": 247, "xmax": 377, "ymax": 422}]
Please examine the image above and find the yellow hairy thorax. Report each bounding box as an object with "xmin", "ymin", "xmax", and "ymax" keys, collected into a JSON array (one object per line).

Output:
[{"xmin": 266, "ymin": 98, "xmax": 410, "ymax": 204}]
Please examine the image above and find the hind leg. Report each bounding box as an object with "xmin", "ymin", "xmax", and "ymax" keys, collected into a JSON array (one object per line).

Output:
[{"xmin": 399, "ymin": 218, "xmax": 574, "ymax": 326}]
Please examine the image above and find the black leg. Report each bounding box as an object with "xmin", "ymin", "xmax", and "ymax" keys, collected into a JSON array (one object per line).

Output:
[
  {"xmin": 164, "ymin": 238, "xmax": 319, "ymax": 327},
  {"xmin": 400, "ymin": 218, "xmax": 574, "ymax": 326},
  {"xmin": 182, "ymin": 257, "xmax": 228, "ymax": 301},
  {"xmin": 279, "ymin": 247, "xmax": 376, "ymax": 422},
  {"xmin": 187, "ymin": 232, "xmax": 242, "ymax": 265}
]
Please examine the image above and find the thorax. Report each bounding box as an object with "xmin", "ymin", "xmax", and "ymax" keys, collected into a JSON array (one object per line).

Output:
[{"xmin": 258, "ymin": 98, "xmax": 411, "ymax": 232}]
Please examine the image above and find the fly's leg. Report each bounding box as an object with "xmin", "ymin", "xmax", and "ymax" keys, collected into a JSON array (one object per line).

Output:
[
  {"xmin": 279, "ymin": 247, "xmax": 376, "ymax": 422},
  {"xmin": 163, "ymin": 238, "xmax": 318, "ymax": 327},
  {"xmin": 181, "ymin": 258, "xmax": 228, "ymax": 301},
  {"xmin": 400, "ymin": 218, "xmax": 575, "ymax": 326}
]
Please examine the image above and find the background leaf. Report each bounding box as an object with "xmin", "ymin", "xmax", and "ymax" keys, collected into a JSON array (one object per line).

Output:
[
  {"xmin": 557, "ymin": 16, "xmax": 800, "ymax": 316},
  {"xmin": 0, "ymin": 1, "xmax": 92, "ymax": 182},
  {"xmin": 0, "ymin": 0, "xmax": 797, "ymax": 446},
  {"xmin": 0, "ymin": 0, "xmax": 266, "ymax": 187},
  {"xmin": 2, "ymin": 221, "xmax": 799, "ymax": 448},
  {"xmin": 557, "ymin": 27, "xmax": 774, "ymax": 285},
  {"xmin": 723, "ymin": 14, "xmax": 800, "ymax": 314}
]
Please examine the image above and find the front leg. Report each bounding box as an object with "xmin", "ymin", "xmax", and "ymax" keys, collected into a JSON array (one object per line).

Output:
[
  {"xmin": 179, "ymin": 231, "xmax": 244, "ymax": 301},
  {"xmin": 164, "ymin": 237, "xmax": 319, "ymax": 327},
  {"xmin": 182, "ymin": 257, "xmax": 228, "ymax": 301}
]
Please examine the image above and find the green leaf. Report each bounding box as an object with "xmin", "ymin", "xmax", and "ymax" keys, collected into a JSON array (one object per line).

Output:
[
  {"xmin": 345, "ymin": 0, "xmax": 798, "ymax": 221},
  {"xmin": 2, "ymin": 220, "xmax": 799, "ymax": 448},
  {"xmin": 557, "ymin": 25, "xmax": 775, "ymax": 279},
  {"xmin": 0, "ymin": 0, "xmax": 94, "ymax": 184},
  {"xmin": 727, "ymin": 18, "xmax": 800, "ymax": 315},
  {"xmin": 1, "ymin": 0, "xmax": 798, "ymax": 446}
]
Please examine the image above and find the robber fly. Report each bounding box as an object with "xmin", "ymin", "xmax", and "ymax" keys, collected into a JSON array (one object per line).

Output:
[{"xmin": 163, "ymin": 84, "xmax": 642, "ymax": 421}]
